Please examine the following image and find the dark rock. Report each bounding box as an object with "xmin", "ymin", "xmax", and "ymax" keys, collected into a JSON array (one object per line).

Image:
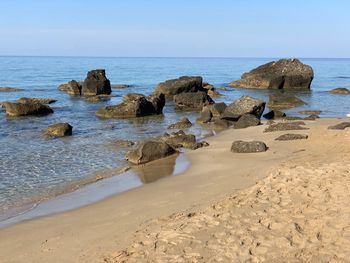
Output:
[
  {"xmin": 155, "ymin": 76, "xmax": 203, "ymax": 96},
  {"xmin": 234, "ymin": 114, "xmax": 261, "ymax": 129},
  {"xmin": 275, "ymin": 134, "xmax": 308, "ymax": 141},
  {"xmin": 263, "ymin": 110, "xmax": 286, "ymax": 120},
  {"xmin": 329, "ymin": 88, "xmax": 350, "ymax": 94},
  {"xmin": 0, "ymin": 87, "xmax": 23, "ymax": 92},
  {"xmin": 125, "ymin": 140, "xmax": 177, "ymax": 164},
  {"xmin": 222, "ymin": 96, "xmax": 265, "ymax": 121},
  {"xmin": 231, "ymin": 141, "xmax": 268, "ymax": 153},
  {"xmin": 18, "ymin": 97, "xmax": 57, "ymax": 104},
  {"xmin": 298, "ymin": 110, "xmax": 321, "ymax": 115},
  {"xmin": 267, "ymin": 94, "xmax": 305, "ymax": 109},
  {"xmin": 81, "ymin": 69, "xmax": 111, "ymax": 96},
  {"xmin": 229, "ymin": 59, "xmax": 314, "ymax": 89},
  {"xmin": 174, "ymin": 91, "xmax": 214, "ymax": 110},
  {"xmin": 58, "ymin": 80, "xmax": 82, "ymax": 95},
  {"xmin": 96, "ymin": 93, "xmax": 165, "ymax": 118},
  {"xmin": 43, "ymin": 123, "xmax": 72, "ymax": 137},
  {"xmin": 3, "ymin": 102, "xmax": 54, "ymax": 117},
  {"xmin": 168, "ymin": 118, "xmax": 192, "ymax": 129},
  {"xmin": 264, "ymin": 122, "xmax": 308, "ymax": 132},
  {"xmin": 328, "ymin": 122, "xmax": 350, "ymax": 130}
]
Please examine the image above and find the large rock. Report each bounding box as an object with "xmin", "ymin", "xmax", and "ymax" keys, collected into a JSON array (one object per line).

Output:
[
  {"xmin": 174, "ymin": 91, "xmax": 214, "ymax": 110},
  {"xmin": 329, "ymin": 88, "xmax": 350, "ymax": 94},
  {"xmin": 125, "ymin": 140, "xmax": 177, "ymax": 164},
  {"xmin": 234, "ymin": 114, "xmax": 261, "ymax": 129},
  {"xmin": 18, "ymin": 97, "xmax": 57, "ymax": 104},
  {"xmin": 229, "ymin": 59, "xmax": 314, "ymax": 89},
  {"xmin": 81, "ymin": 69, "xmax": 111, "ymax": 96},
  {"xmin": 168, "ymin": 118, "xmax": 192, "ymax": 129},
  {"xmin": 96, "ymin": 93, "xmax": 165, "ymax": 118},
  {"xmin": 155, "ymin": 76, "xmax": 203, "ymax": 96},
  {"xmin": 267, "ymin": 94, "xmax": 305, "ymax": 109},
  {"xmin": 43, "ymin": 123, "xmax": 72, "ymax": 137},
  {"xmin": 222, "ymin": 96, "xmax": 265, "ymax": 121},
  {"xmin": 58, "ymin": 80, "xmax": 82, "ymax": 95},
  {"xmin": 3, "ymin": 102, "xmax": 54, "ymax": 117},
  {"xmin": 231, "ymin": 141, "xmax": 268, "ymax": 153}
]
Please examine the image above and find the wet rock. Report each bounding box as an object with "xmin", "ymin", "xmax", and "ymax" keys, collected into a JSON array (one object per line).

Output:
[
  {"xmin": 275, "ymin": 134, "xmax": 308, "ymax": 141},
  {"xmin": 328, "ymin": 122, "xmax": 350, "ymax": 130},
  {"xmin": 231, "ymin": 140, "xmax": 268, "ymax": 153},
  {"xmin": 58, "ymin": 80, "xmax": 82, "ymax": 96},
  {"xmin": 125, "ymin": 140, "xmax": 177, "ymax": 164},
  {"xmin": 264, "ymin": 122, "xmax": 308, "ymax": 132},
  {"xmin": 234, "ymin": 114, "xmax": 261, "ymax": 129},
  {"xmin": 168, "ymin": 118, "xmax": 192, "ymax": 129},
  {"xmin": 96, "ymin": 93, "xmax": 165, "ymax": 118},
  {"xmin": 81, "ymin": 69, "xmax": 111, "ymax": 96},
  {"xmin": 18, "ymin": 97, "xmax": 57, "ymax": 104},
  {"xmin": 155, "ymin": 76, "xmax": 203, "ymax": 96},
  {"xmin": 267, "ymin": 94, "xmax": 305, "ymax": 109},
  {"xmin": 329, "ymin": 88, "xmax": 350, "ymax": 94},
  {"xmin": 222, "ymin": 96, "xmax": 266, "ymax": 121},
  {"xmin": 3, "ymin": 102, "xmax": 54, "ymax": 117},
  {"xmin": 174, "ymin": 91, "xmax": 214, "ymax": 110},
  {"xmin": 298, "ymin": 110, "xmax": 321, "ymax": 115},
  {"xmin": 263, "ymin": 110, "xmax": 286, "ymax": 120},
  {"xmin": 43, "ymin": 123, "xmax": 73, "ymax": 137},
  {"xmin": 0, "ymin": 87, "xmax": 23, "ymax": 92},
  {"xmin": 229, "ymin": 58, "xmax": 314, "ymax": 89},
  {"xmin": 111, "ymin": 84, "xmax": 130, "ymax": 89}
]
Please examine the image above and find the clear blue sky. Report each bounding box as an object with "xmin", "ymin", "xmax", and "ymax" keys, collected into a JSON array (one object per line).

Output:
[{"xmin": 0, "ymin": 0, "xmax": 349, "ymax": 57}]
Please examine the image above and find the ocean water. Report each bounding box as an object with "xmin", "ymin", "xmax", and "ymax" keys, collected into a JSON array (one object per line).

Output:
[{"xmin": 0, "ymin": 57, "xmax": 349, "ymax": 218}]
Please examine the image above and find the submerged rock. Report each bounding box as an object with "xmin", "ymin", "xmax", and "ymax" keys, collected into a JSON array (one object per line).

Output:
[
  {"xmin": 155, "ymin": 76, "xmax": 203, "ymax": 96},
  {"xmin": 264, "ymin": 122, "xmax": 308, "ymax": 132},
  {"xmin": 174, "ymin": 91, "xmax": 214, "ymax": 110},
  {"xmin": 234, "ymin": 114, "xmax": 261, "ymax": 129},
  {"xmin": 43, "ymin": 123, "xmax": 73, "ymax": 137},
  {"xmin": 168, "ymin": 118, "xmax": 193, "ymax": 129},
  {"xmin": 329, "ymin": 88, "xmax": 350, "ymax": 94},
  {"xmin": 328, "ymin": 122, "xmax": 350, "ymax": 130},
  {"xmin": 275, "ymin": 134, "xmax": 308, "ymax": 141},
  {"xmin": 222, "ymin": 96, "xmax": 266, "ymax": 121},
  {"xmin": 3, "ymin": 102, "xmax": 54, "ymax": 117},
  {"xmin": 267, "ymin": 94, "xmax": 305, "ymax": 109},
  {"xmin": 112, "ymin": 139, "xmax": 136, "ymax": 147},
  {"xmin": 18, "ymin": 97, "xmax": 57, "ymax": 104},
  {"xmin": 231, "ymin": 140, "xmax": 268, "ymax": 153},
  {"xmin": 229, "ymin": 58, "xmax": 314, "ymax": 89},
  {"xmin": 0, "ymin": 87, "xmax": 23, "ymax": 92}
]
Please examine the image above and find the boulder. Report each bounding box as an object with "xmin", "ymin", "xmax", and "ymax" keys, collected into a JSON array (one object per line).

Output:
[
  {"xmin": 275, "ymin": 134, "xmax": 308, "ymax": 141},
  {"xmin": 58, "ymin": 80, "xmax": 82, "ymax": 95},
  {"xmin": 168, "ymin": 118, "xmax": 192, "ymax": 129},
  {"xmin": 125, "ymin": 140, "xmax": 177, "ymax": 164},
  {"xmin": 18, "ymin": 97, "xmax": 57, "ymax": 104},
  {"xmin": 174, "ymin": 91, "xmax": 214, "ymax": 110},
  {"xmin": 3, "ymin": 102, "xmax": 54, "ymax": 117},
  {"xmin": 264, "ymin": 122, "xmax": 308, "ymax": 132},
  {"xmin": 0, "ymin": 87, "xmax": 23, "ymax": 92},
  {"xmin": 267, "ymin": 94, "xmax": 305, "ymax": 109},
  {"xmin": 158, "ymin": 130, "xmax": 199, "ymax": 149},
  {"xmin": 81, "ymin": 69, "xmax": 111, "ymax": 96},
  {"xmin": 222, "ymin": 96, "xmax": 265, "ymax": 121},
  {"xmin": 96, "ymin": 93, "xmax": 165, "ymax": 118},
  {"xmin": 231, "ymin": 141, "xmax": 268, "ymax": 153},
  {"xmin": 155, "ymin": 76, "xmax": 203, "ymax": 96},
  {"xmin": 263, "ymin": 110, "xmax": 286, "ymax": 120},
  {"xmin": 234, "ymin": 114, "xmax": 261, "ymax": 129},
  {"xmin": 229, "ymin": 59, "xmax": 314, "ymax": 89},
  {"xmin": 43, "ymin": 123, "xmax": 72, "ymax": 137},
  {"xmin": 329, "ymin": 88, "xmax": 350, "ymax": 94},
  {"xmin": 328, "ymin": 122, "xmax": 350, "ymax": 130}
]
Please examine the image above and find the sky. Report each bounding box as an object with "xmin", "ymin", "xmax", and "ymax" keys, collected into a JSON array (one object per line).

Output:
[{"xmin": 0, "ymin": 0, "xmax": 349, "ymax": 57}]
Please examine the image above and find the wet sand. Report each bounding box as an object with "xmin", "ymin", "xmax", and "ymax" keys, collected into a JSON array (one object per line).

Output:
[{"xmin": 1, "ymin": 118, "xmax": 350, "ymax": 262}]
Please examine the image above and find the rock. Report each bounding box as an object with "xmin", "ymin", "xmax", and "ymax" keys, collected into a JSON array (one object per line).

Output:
[
  {"xmin": 303, "ymin": 114, "xmax": 320, "ymax": 120},
  {"xmin": 3, "ymin": 102, "xmax": 54, "ymax": 117},
  {"xmin": 234, "ymin": 114, "xmax": 261, "ymax": 129},
  {"xmin": 81, "ymin": 69, "xmax": 111, "ymax": 96},
  {"xmin": 0, "ymin": 87, "xmax": 23, "ymax": 92},
  {"xmin": 284, "ymin": 116, "xmax": 303, "ymax": 120},
  {"xmin": 58, "ymin": 80, "xmax": 82, "ymax": 95},
  {"xmin": 328, "ymin": 122, "xmax": 350, "ymax": 130},
  {"xmin": 229, "ymin": 58, "xmax": 314, "ymax": 89},
  {"xmin": 231, "ymin": 141, "xmax": 268, "ymax": 153},
  {"xmin": 112, "ymin": 139, "xmax": 136, "ymax": 147},
  {"xmin": 111, "ymin": 84, "xmax": 130, "ymax": 89},
  {"xmin": 202, "ymin": 84, "xmax": 215, "ymax": 90},
  {"xmin": 96, "ymin": 93, "xmax": 165, "ymax": 118},
  {"xmin": 264, "ymin": 122, "xmax": 308, "ymax": 132},
  {"xmin": 174, "ymin": 91, "xmax": 214, "ymax": 110},
  {"xmin": 158, "ymin": 130, "xmax": 198, "ymax": 149},
  {"xmin": 213, "ymin": 119, "xmax": 235, "ymax": 128},
  {"xmin": 298, "ymin": 110, "xmax": 321, "ymax": 115},
  {"xmin": 43, "ymin": 123, "xmax": 73, "ymax": 137},
  {"xmin": 329, "ymin": 88, "xmax": 350, "ymax": 94},
  {"xmin": 197, "ymin": 107, "xmax": 213, "ymax": 123},
  {"xmin": 155, "ymin": 76, "xmax": 203, "ymax": 96},
  {"xmin": 125, "ymin": 140, "xmax": 177, "ymax": 164},
  {"xmin": 18, "ymin": 97, "xmax": 57, "ymax": 104},
  {"xmin": 168, "ymin": 118, "xmax": 192, "ymax": 129},
  {"xmin": 122, "ymin": 93, "xmax": 145, "ymax": 102},
  {"xmin": 222, "ymin": 96, "xmax": 266, "ymax": 121},
  {"xmin": 263, "ymin": 110, "xmax": 286, "ymax": 120},
  {"xmin": 267, "ymin": 94, "xmax": 305, "ymax": 109},
  {"xmin": 85, "ymin": 95, "xmax": 112, "ymax": 103},
  {"xmin": 275, "ymin": 134, "xmax": 308, "ymax": 141},
  {"xmin": 205, "ymin": 102, "xmax": 227, "ymax": 117},
  {"xmin": 208, "ymin": 89, "xmax": 221, "ymax": 97}
]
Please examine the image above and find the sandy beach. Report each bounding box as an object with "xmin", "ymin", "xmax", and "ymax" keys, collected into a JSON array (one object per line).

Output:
[{"xmin": 0, "ymin": 118, "xmax": 349, "ymax": 262}]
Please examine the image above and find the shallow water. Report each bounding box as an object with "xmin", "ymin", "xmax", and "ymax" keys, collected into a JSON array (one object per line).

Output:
[{"xmin": 0, "ymin": 57, "xmax": 349, "ymax": 217}]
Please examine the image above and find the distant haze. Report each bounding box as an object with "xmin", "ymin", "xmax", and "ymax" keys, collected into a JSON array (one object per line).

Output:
[{"xmin": 1, "ymin": 0, "xmax": 349, "ymax": 57}]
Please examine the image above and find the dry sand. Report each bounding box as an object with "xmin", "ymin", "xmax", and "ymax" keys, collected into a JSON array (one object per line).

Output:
[{"xmin": 1, "ymin": 118, "xmax": 350, "ymax": 263}]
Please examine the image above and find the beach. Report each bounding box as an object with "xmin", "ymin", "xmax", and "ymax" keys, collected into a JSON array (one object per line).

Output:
[{"xmin": 1, "ymin": 118, "xmax": 349, "ymax": 262}]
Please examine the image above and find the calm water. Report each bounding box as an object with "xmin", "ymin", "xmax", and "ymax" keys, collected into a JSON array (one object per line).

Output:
[{"xmin": 0, "ymin": 57, "xmax": 349, "ymax": 218}]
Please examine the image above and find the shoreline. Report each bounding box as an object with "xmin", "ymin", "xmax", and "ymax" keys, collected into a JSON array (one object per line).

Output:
[{"xmin": 0, "ymin": 118, "xmax": 349, "ymax": 262}]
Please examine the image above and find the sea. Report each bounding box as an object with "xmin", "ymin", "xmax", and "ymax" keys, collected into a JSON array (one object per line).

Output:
[{"xmin": 1, "ymin": 57, "xmax": 349, "ymax": 221}]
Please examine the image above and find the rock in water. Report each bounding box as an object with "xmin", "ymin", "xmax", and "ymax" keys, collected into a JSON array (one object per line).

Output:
[
  {"xmin": 168, "ymin": 118, "xmax": 193, "ymax": 129},
  {"xmin": 264, "ymin": 122, "xmax": 308, "ymax": 132},
  {"xmin": 267, "ymin": 94, "xmax": 305, "ymax": 109},
  {"xmin": 229, "ymin": 58, "xmax": 314, "ymax": 89},
  {"xmin": 328, "ymin": 122, "xmax": 350, "ymax": 130},
  {"xmin": 43, "ymin": 123, "xmax": 73, "ymax": 137},
  {"xmin": 96, "ymin": 93, "xmax": 165, "ymax": 118},
  {"xmin": 0, "ymin": 87, "xmax": 23, "ymax": 92},
  {"xmin": 3, "ymin": 102, "xmax": 54, "ymax": 117},
  {"xmin": 125, "ymin": 140, "xmax": 177, "ymax": 164},
  {"xmin": 81, "ymin": 69, "xmax": 111, "ymax": 96},
  {"xmin": 329, "ymin": 88, "xmax": 350, "ymax": 94},
  {"xmin": 222, "ymin": 96, "xmax": 266, "ymax": 121},
  {"xmin": 155, "ymin": 76, "xmax": 203, "ymax": 96},
  {"xmin": 174, "ymin": 91, "xmax": 214, "ymax": 110},
  {"xmin": 58, "ymin": 80, "xmax": 82, "ymax": 96},
  {"xmin": 231, "ymin": 141, "xmax": 268, "ymax": 153},
  {"xmin": 234, "ymin": 114, "xmax": 261, "ymax": 129},
  {"xmin": 275, "ymin": 134, "xmax": 308, "ymax": 141},
  {"xmin": 18, "ymin": 97, "xmax": 57, "ymax": 104}
]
